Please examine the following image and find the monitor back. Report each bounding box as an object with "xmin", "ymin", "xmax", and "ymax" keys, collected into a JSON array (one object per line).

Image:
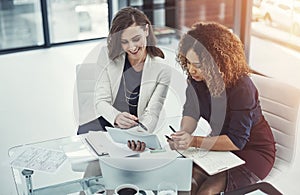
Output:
[{"xmin": 99, "ymin": 157, "xmax": 193, "ymax": 191}]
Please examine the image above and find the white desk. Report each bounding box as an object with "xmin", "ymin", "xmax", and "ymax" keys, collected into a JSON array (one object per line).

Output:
[
  {"xmin": 8, "ymin": 116, "xmax": 197, "ymax": 195},
  {"xmin": 8, "ymin": 135, "xmax": 102, "ymax": 195}
]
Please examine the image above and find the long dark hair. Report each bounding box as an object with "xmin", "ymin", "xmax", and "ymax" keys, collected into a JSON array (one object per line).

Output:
[{"xmin": 107, "ymin": 7, "xmax": 164, "ymax": 60}]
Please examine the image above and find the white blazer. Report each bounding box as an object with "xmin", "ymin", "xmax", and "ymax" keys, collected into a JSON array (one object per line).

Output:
[{"xmin": 94, "ymin": 47, "xmax": 171, "ymax": 132}]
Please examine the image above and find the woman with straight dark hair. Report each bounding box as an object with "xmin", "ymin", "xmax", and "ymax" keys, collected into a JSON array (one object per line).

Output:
[{"xmin": 78, "ymin": 7, "xmax": 171, "ymax": 151}]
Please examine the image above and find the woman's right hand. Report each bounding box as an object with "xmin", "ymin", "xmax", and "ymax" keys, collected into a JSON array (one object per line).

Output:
[
  {"xmin": 171, "ymin": 131, "xmax": 194, "ymax": 150},
  {"xmin": 114, "ymin": 112, "xmax": 138, "ymax": 129}
]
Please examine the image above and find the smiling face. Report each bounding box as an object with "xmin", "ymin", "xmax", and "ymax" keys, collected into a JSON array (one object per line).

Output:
[
  {"xmin": 185, "ymin": 49, "xmax": 205, "ymax": 81},
  {"xmin": 121, "ymin": 24, "xmax": 149, "ymax": 63}
]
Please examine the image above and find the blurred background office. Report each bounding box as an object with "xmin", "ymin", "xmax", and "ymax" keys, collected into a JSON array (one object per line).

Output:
[{"xmin": 1, "ymin": 0, "xmax": 300, "ymax": 194}]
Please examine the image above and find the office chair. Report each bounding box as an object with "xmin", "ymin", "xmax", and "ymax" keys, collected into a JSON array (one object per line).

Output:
[
  {"xmin": 75, "ymin": 63, "xmax": 101, "ymax": 126},
  {"xmin": 251, "ymin": 74, "xmax": 300, "ymax": 182},
  {"xmin": 74, "ymin": 42, "xmax": 106, "ymax": 127}
]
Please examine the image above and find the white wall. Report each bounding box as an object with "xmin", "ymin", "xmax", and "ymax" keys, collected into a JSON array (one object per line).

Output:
[{"xmin": 0, "ymin": 40, "xmax": 100, "ymax": 194}]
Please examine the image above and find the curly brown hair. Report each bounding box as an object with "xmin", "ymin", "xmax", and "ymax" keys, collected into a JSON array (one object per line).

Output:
[{"xmin": 177, "ymin": 22, "xmax": 250, "ymax": 95}]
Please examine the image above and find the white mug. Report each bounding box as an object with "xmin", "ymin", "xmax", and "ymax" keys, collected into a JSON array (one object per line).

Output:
[{"xmin": 114, "ymin": 184, "xmax": 139, "ymax": 195}]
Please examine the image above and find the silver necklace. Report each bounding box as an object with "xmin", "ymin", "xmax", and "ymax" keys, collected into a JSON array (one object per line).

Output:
[{"xmin": 122, "ymin": 73, "xmax": 139, "ymax": 107}]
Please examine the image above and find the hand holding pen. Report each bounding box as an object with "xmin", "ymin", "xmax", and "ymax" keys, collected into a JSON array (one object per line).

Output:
[
  {"xmin": 164, "ymin": 125, "xmax": 176, "ymax": 140},
  {"xmin": 166, "ymin": 125, "xmax": 193, "ymax": 150},
  {"xmin": 115, "ymin": 112, "xmax": 138, "ymax": 129},
  {"xmin": 165, "ymin": 126, "xmax": 185, "ymax": 157},
  {"xmin": 165, "ymin": 125, "xmax": 176, "ymax": 150},
  {"xmin": 164, "ymin": 125, "xmax": 176, "ymax": 141}
]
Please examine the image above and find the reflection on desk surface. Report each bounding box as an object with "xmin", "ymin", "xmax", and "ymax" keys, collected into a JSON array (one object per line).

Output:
[{"xmin": 11, "ymin": 146, "xmax": 67, "ymax": 173}]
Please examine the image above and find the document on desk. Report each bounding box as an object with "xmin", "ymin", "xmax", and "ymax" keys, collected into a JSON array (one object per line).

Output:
[
  {"xmin": 180, "ymin": 147, "xmax": 245, "ymax": 175},
  {"xmin": 85, "ymin": 131, "xmax": 138, "ymax": 157},
  {"xmin": 106, "ymin": 126, "xmax": 162, "ymax": 149},
  {"xmin": 11, "ymin": 146, "xmax": 67, "ymax": 173}
]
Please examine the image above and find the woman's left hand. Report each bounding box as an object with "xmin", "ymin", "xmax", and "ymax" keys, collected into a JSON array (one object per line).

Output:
[
  {"xmin": 171, "ymin": 131, "xmax": 193, "ymax": 150},
  {"xmin": 127, "ymin": 140, "xmax": 146, "ymax": 152}
]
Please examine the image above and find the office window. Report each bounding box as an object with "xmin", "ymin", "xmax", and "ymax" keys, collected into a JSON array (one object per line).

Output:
[
  {"xmin": 47, "ymin": 0, "xmax": 109, "ymax": 43},
  {"xmin": 250, "ymin": 0, "xmax": 300, "ymax": 88},
  {"xmin": 0, "ymin": 0, "xmax": 44, "ymax": 49},
  {"xmin": 0, "ymin": 0, "xmax": 109, "ymax": 53}
]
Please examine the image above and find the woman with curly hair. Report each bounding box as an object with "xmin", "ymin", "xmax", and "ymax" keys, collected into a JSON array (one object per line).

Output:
[{"xmin": 168, "ymin": 22, "xmax": 275, "ymax": 194}]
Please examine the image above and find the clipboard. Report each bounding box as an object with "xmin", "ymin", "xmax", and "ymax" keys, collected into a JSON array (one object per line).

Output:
[{"xmin": 106, "ymin": 127, "xmax": 162, "ymax": 149}]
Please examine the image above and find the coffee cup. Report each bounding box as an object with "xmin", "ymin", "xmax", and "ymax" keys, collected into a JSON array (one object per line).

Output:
[{"xmin": 114, "ymin": 184, "xmax": 139, "ymax": 195}]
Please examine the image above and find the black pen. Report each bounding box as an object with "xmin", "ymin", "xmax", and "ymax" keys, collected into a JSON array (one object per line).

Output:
[
  {"xmin": 137, "ymin": 120, "xmax": 148, "ymax": 131},
  {"xmin": 165, "ymin": 135, "xmax": 185, "ymax": 158},
  {"xmin": 165, "ymin": 135, "xmax": 173, "ymax": 141},
  {"xmin": 169, "ymin": 125, "xmax": 176, "ymax": 133}
]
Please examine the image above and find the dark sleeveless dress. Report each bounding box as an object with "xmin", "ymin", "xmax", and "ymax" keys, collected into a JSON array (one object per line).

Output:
[{"xmin": 183, "ymin": 75, "xmax": 276, "ymax": 191}]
